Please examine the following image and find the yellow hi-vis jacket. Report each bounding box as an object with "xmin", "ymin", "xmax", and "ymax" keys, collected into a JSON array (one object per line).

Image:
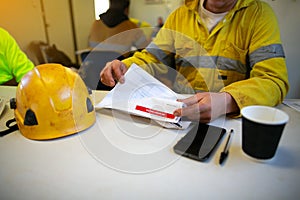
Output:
[{"xmin": 122, "ymin": 0, "xmax": 289, "ymax": 112}]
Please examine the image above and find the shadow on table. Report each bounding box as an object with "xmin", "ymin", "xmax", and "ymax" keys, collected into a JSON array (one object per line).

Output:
[{"xmin": 269, "ymin": 147, "xmax": 299, "ymax": 169}]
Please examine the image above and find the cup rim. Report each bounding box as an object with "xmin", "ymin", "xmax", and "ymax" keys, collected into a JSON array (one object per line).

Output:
[{"xmin": 241, "ymin": 105, "xmax": 289, "ymax": 125}]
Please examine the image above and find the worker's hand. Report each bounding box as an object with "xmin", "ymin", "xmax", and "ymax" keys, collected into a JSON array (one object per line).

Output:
[
  {"xmin": 173, "ymin": 92, "xmax": 239, "ymax": 123},
  {"xmin": 100, "ymin": 60, "xmax": 127, "ymax": 87}
]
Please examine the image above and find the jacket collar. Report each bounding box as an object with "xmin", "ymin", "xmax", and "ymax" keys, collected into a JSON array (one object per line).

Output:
[{"xmin": 184, "ymin": 0, "xmax": 255, "ymax": 12}]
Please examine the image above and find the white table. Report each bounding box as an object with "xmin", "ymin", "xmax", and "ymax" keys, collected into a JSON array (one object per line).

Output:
[{"xmin": 1, "ymin": 86, "xmax": 300, "ymax": 199}]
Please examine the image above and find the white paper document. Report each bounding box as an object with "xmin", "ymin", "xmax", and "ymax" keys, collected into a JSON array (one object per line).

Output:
[
  {"xmin": 283, "ymin": 99, "xmax": 300, "ymax": 112},
  {"xmin": 96, "ymin": 63, "xmax": 191, "ymax": 129}
]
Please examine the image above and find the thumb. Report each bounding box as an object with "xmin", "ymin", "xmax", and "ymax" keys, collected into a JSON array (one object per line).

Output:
[
  {"xmin": 118, "ymin": 63, "xmax": 127, "ymax": 84},
  {"xmin": 173, "ymin": 108, "xmax": 182, "ymax": 117}
]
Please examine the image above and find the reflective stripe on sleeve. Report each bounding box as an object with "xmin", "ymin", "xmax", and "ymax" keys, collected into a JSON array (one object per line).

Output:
[
  {"xmin": 146, "ymin": 43, "xmax": 175, "ymax": 67},
  {"xmin": 249, "ymin": 44, "xmax": 285, "ymax": 69}
]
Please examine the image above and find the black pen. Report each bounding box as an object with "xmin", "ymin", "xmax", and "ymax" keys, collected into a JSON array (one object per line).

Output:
[{"xmin": 219, "ymin": 129, "xmax": 234, "ymax": 165}]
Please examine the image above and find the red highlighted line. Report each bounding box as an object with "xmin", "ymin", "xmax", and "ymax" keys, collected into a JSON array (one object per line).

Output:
[{"xmin": 135, "ymin": 105, "xmax": 175, "ymax": 119}]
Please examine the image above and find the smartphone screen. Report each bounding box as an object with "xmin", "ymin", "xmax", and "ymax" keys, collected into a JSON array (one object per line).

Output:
[{"xmin": 173, "ymin": 123, "xmax": 226, "ymax": 161}]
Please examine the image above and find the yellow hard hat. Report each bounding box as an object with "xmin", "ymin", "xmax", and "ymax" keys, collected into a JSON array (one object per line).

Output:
[{"xmin": 11, "ymin": 64, "xmax": 96, "ymax": 140}]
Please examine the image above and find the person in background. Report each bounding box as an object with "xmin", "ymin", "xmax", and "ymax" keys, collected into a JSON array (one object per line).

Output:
[
  {"xmin": 157, "ymin": 16, "xmax": 164, "ymax": 28},
  {"xmin": 0, "ymin": 27, "xmax": 34, "ymax": 86},
  {"xmin": 88, "ymin": 0, "xmax": 149, "ymax": 57},
  {"xmin": 151, "ymin": 16, "xmax": 164, "ymax": 38},
  {"xmin": 100, "ymin": 0, "xmax": 289, "ymax": 123}
]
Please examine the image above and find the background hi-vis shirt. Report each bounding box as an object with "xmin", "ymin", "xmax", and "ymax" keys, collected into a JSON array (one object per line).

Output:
[
  {"xmin": 122, "ymin": 0, "xmax": 289, "ymax": 112},
  {"xmin": 0, "ymin": 27, "xmax": 34, "ymax": 84}
]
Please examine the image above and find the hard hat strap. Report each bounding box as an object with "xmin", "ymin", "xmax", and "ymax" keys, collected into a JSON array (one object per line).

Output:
[{"xmin": 0, "ymin": 118, "xmax": 18, "ymax": 137}]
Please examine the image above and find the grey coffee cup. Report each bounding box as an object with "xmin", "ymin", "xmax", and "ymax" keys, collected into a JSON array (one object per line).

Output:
[{"xmin": 241, "ymin": 106, "xmax": 289, "ymax": 160}]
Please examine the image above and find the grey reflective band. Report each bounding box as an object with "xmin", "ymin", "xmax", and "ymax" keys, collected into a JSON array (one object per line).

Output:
[
  {"xmin": 216, "ymin": 56, "xmax": 247, "ymax": 74},
  {"xmin": 146, "ymin": 43, "xmax": 175, "ymax": 67},
  {"xmin": 147, "ymin": 43, "xmax": 247, "ymax": 74},
  {"xmin": 146, "ymin": 43, "xmax": 284, "ymax": 74},
  {"xmin": 177, "ymin": 56, "xmax": 247, "ymax": 74},
  {"xmin": 249, "ymin": 44, "xmax": 285, "ymax": 69}
]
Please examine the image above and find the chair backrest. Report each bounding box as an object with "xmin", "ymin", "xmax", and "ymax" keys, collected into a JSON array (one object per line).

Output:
[
  {"xmin": 27, "ymin": 41, "xmax": 79, "ymax": 69},
  {"xmin": 78, "ymin": 50, "xmax": 123, "ymax": 90},
  {"xmin": 26, "ymin": 41, "xmax": 48, "ymax": 65}
]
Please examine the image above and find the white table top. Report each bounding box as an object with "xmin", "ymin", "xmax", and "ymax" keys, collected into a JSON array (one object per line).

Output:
[{"xmin": 1, "ymin": 85, "xmax": 300, "ymax": 199}]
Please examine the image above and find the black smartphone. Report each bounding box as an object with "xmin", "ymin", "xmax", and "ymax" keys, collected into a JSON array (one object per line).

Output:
[{"xmin": 173, "ymin": 123, "xmax": 226, "ymax": 161}]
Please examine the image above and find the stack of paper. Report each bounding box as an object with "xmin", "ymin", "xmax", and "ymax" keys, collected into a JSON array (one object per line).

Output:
[{"xmin": 96, "ymin": 64, "xmax": 191, "ymax": 129}]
